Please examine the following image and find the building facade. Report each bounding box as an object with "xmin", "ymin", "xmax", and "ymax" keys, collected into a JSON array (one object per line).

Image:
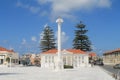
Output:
[
  {"xmin": 20, "ymin": 53, "xmax": 40, "ymax": 66},
  {"xmin": 103, "ymin": 48, "xmax": 120, "ymax": 65},
  {"xmin": 0, "ymin": 47, "xmax": 19, "ymax": 65},
  {"xmin": 89, "ymin": 52, "xmax": 98, "ymax": 63},
  {"xmin": 40, "ymin": 49, "xmax": 89, "ymax": 69}
]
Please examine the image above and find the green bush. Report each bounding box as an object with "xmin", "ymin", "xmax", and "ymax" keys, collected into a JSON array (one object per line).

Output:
[{"xmin": 64, "ymin": 65, "xmax": 73, "ymax": 69}]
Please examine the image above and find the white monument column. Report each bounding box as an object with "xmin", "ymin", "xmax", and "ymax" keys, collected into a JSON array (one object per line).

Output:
[
  {"xmin": 9, "ymin": 55, "xmax": 12, "ymax": 67},
  {"xmin": 56, "ymin": 17, "xmax": 63, "ymax": 70}
]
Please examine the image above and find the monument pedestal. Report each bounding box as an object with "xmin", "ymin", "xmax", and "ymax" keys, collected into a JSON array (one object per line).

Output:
[{"xmin": 55, "ymin": 57, "xmax": 63, "ymax": 71}]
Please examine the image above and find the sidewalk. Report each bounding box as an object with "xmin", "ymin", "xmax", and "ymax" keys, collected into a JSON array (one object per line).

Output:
[{"xmin": 0, "ymin": 66, "xmax": 115, "ymax": 80}]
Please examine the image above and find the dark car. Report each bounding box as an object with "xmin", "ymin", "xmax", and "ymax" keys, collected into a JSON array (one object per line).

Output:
[
  {"xmin": 94, "ymin": 61, "xmax": 104, "ymax": 66},
  {"xmin": 113, "ymin": 64, "xmax": 120, "ymax": 69}
]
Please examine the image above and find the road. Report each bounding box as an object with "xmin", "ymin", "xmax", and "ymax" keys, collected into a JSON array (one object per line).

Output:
[{"xmin": 100, "ymin": 65, "xmax": 120, "ymax": 75}]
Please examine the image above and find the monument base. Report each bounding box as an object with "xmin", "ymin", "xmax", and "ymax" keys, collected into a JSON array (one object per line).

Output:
[{"xmin": 55, "ymin": 58, "xmax": 63, "ymax": 71}]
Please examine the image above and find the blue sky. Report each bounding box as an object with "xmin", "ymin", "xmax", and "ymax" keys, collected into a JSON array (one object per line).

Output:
[{"xmin": 0, "ymin": 0, "xmax": 120, "ymax": 55}]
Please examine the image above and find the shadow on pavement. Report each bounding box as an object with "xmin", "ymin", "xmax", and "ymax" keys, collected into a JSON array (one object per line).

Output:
[{"xmin": 0, "ymin": 73, "xmax": 22, "ymax": 76}]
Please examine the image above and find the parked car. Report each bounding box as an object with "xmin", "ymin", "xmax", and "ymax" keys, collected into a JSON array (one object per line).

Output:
[
  {"xmin": 94, "ymin": 61, "xmax": 104, "ymax": 66},
  {"xmin": 113, "ymin": 64, "xmax": 120, "ymax": 69}
]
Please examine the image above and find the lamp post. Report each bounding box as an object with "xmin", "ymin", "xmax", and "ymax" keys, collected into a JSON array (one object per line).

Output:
[{"xmin": 56, "ymin": 17, "xmax": 63, "ymax": 70}]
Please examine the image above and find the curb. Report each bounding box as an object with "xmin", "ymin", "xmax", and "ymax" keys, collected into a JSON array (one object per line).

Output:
[{"xmin": 98, "ymin": 66, "xmax": 116, "ymax": 79}]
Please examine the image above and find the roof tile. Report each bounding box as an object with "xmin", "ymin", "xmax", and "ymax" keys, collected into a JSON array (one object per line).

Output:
[
  {"xmin": 0, "ymin": 46, "xmax": 14, "ymax": 52},
  {"xmin": 41, "ymin": 49, "xmax": 85, "ymax": 54},
  {"xmin": 89, "ymin": 52, "xmax": 96, "ymax": 57}
]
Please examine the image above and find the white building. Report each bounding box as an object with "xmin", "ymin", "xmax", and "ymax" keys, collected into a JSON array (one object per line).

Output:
[
  {"xmin": 0, "ymin": 46, "xmax": 19, "ymax": 65},
  {"xmin": 40, "ymin": 49, "xmax": 89, "ymax": 69}
]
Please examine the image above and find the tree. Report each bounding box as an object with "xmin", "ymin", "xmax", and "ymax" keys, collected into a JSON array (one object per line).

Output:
[
  {"xmin": 40, "ymin": 25, "xmax": 56, "ymax": 52},
  {"xmin": 73, "ymin": 21, "xmax": 92, "ymax": 51}
]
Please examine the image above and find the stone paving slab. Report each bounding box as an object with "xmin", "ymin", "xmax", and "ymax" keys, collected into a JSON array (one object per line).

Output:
[{"xmin": 0, "ymin": 66, "xmax": 115, "ymax": 80}]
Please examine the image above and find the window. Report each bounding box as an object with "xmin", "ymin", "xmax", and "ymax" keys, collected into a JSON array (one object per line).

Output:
[
  {"xmin": 74, "ymin": 56, "xmax": 77, "ymax": 59},
  {"xmin": 74, "ymin": 56, "xmax": 77, "ymax": 62},
  {"xmin": 82, "ymin": 56, "xmax": 84, "ymax": 60},
  {"xmin": 45, "ymin": 56, "xmax": 47, "ymax": 63},
  {"xmin": 48, "ymin": 56, "xmax": 51, "ymax": 63},
  {"xmin": 52, "ymin": 56, "xmax": 54, "ymax": 63},
  {"xmin": 82, "ymin": 56, "xmax": 84, "ymax": 63},
  {"xmin": 79, "ymin": 56, "xmax": 81, "ymax": 64},
  {"xmin": 63, "ymin": 56, "xmax": 66, "ymax": 65}
]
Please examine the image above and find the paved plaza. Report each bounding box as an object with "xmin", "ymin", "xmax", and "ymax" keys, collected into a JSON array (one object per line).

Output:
[{"xmin": 0, "ymin": 66, "xmax": 115, "ymax": 80}]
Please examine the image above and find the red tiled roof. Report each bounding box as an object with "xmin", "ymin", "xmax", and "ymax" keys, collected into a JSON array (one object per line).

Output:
[
  {"xmin": 66, "ymin": 49, "xmax": 85, "ymax": 54},
  {"xmin": 41, "ymin": 49, "xmax": 85, "ymax": 54},
  {"xmin": 42, "ymin": 49, "xmax": 57, "ymax": 54},
  {"xmin": 104, "ymin": 48, "xmax": 120, "ymax": 55},
  {"xmin": 0, "ymin": 46, "xmax": 14, "ymax": 52},
  {"xmin": 89, "ymin": 52, "xmax": 96, "ymax": 57}
]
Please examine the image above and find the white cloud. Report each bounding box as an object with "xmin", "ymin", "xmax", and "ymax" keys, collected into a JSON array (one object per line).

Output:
[
  {"xmin": 37, "ymin": 0, "xmax": 49, "ymax": 4},
  {"xmin": 16, "ymin": 1, "xmax": 40, "ymax": 14},
  {"xmin": 54, "ymin": 0, "xmax": 111, "ymax": 17},
  {"xmin": 31, "ymin": 36, "xmax": 37, "ymax": 42},
  {"xmin": 40, "ymin": 11, "xmax": 48, "ymax": 16},
  {"xmin": 37, "ymin": 0, "xmax": 112, "ymax": 19},
  {"xmin": 55, "ymin": 31, "xmax": 69, "ymax": 45},
  {"xmin": 16, "ymin": 1, "xmax": 29, "ymax": 8},
  {"xmin": 16, "ymin": 0, "xmax": 112, "ymax": 20},
  {"xmin": 98, "ymin": 0, "xmax": 111, "ymax": 8},
  {"xmin": 61, "ymin": 32, "xmax": 69, "ymax": 44},
  {"xmin": 21, "ymin": 38, "xmax": 26, "ymax": 45},
  {"xmin": 29, "ymin": 6, "xmax": 40, "ymax": 13}
]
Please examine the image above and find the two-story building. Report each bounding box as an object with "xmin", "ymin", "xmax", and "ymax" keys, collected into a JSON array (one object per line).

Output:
[
  {"xmin": 103, "ymin": 48, "xmax": 120, "ymax": 65},
  {"xmin": 40, "ymin": 49, "xmax": 89, "ymax": 69}
]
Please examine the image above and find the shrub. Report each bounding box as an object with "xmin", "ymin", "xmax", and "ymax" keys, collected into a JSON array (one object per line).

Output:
[{"xmin": 64, "ymin": 65, "xmax": 73, "ymax": 69}]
